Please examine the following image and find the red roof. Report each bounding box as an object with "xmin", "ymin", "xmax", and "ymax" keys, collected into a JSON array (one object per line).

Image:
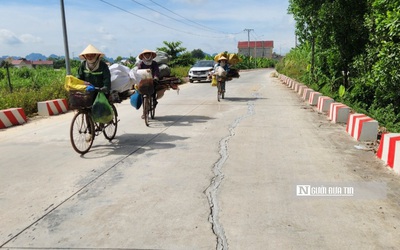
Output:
[
  {"xmin": 238, "ymin": 41, "xmax": 274, "ymax": 48},
  {"xmin": 12, "ymin": 59, "xmax": 32, "ymax": 65},
  {"xmin": 33, "ymin": 60, "xmax": 53, "ymax": 65},
  {"xmin": 11, "ymin": 59, "xmax": 53, "ymax": 66}
]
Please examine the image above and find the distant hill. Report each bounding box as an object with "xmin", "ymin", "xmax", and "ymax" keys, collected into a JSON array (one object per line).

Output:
[
  {"xmin": 26, "ymin": 53, "xmax": 47, "ymax": 61},
  {"xmin": 1, "ymin": 53, "xmax": 114, "ymax": 62}
]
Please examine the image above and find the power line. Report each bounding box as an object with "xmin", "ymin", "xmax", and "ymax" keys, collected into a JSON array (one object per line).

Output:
[
  {"xmin": 99, "ymin": 0, "xmax": 226, "ymax": 39},
  {"xmin": 99, "ymin": 0, "xmax": 231, "ymax": 39},
  {"xmin": 146, "ymin": 0, "xmax": 227, "ymax": 34},
  {"xmin": 131, "ymin": 0, "xmax": 194, "ymax": 28}
]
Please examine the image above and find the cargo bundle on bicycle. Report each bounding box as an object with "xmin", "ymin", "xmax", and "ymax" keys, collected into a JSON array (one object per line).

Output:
[
  {"xmin": 64, "ymin": 75, "xmax": 94, "ymax": 110},
  {"xmin": 136, "ymin": 69, "xmax": 154, "ymax": 95}
]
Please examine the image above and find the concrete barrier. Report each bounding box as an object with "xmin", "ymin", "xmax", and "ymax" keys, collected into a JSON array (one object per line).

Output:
[
  {"xmin": 394, "ymin": 141, "xmax": 400, "ymax": 174},
  {"xmin": 291, "ymin": 81, "xmax": 297, "ymax": 91},
  {"xmin": 308, "ymin": 92, "xmax": 322, "ymax": 106},
  {"xmin": 376, "ymin": 133, "xmax": 400, "ymax": 174},
  {"xmin": 346, "ymin": 113, "xmax": 378, "ymax": 141},
  {"xmin": 287, "ymin": 79, "xmax": 293, "ymax": 88},
  {"xmin": 294, "ymin": 83, "xmax": 303, "ymax": 93},
  {"xmin": 0, "ymin": 108, "xmax": 27, "ymax": 129},
  {"xmin": 329, "ymin": 103, "xmax": 350, "ymax": 123},
  {"xmin": 317, "ymin": 96, "xmax": 334, "ymax": 113},
  {"xmin": 37, "ymin": 99, "xmax": 68, "ymax": 116},
  {"xmin": 298, "ymin": 85, "xmax": 307, "ymax": 96},
  {"xmin": 302, "ymin": 88, "xmax": 314, "ymax": 101}
]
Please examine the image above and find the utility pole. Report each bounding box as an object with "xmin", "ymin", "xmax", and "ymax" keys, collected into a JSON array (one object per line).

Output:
[
  {"xmin": 244, "ymin": 28, "xmax": 253, "ymax": 57},
  {"xmin": 60, "ymin": 0, "xmax": 71, "ymax": 75}
]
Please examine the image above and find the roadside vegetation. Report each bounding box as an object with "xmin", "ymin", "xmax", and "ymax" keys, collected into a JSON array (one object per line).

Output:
[
  {"xmin": 276, "ymin": 0, "xmax": 400, "ymax": 132},
  {"xmin": 0, "ymin": 41, "xmax": 276, "ymax": 117}
]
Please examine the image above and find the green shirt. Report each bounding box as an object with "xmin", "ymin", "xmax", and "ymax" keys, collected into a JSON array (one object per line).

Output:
[{"xmin": 77, "ymin": 60, "xmax": 111, "ymax": 91}]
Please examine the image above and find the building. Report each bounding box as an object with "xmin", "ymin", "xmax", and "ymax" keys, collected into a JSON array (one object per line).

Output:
[
  {"xmin": 11, "ymin": 59, "xmax": 33, "ymax": 69},
  {"xmin": 237, "ymin": 40, "xmax": 274, "ymax": 59},
  {"xmin": 11, "ymin": 59, "xmax": 54, "ymax": 69}
]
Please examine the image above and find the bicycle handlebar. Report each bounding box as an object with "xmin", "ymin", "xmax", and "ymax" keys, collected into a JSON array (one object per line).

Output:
[{"xmin": 86, "ymin": 85, "xmax": 109, "ymax": 94}]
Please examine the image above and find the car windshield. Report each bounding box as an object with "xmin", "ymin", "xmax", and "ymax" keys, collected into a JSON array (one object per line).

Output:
[{"xmin": 193, "ymin": 61, "xmax": 214, "ymax": 67}]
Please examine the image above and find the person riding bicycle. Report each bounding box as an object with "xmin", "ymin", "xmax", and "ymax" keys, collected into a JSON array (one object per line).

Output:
[
  {"xmin": 77, "ymin": 44, "xmax": 112, "ymax": 130},
  {"xmin": 77, "ymin": 44, "xmax": 111, "ymax": 100},
  {"xmin": 214, "ymin": 56, "xmax": 230, "ymax": 95},
  {"xmin": 137, "ymin": 49, "xmax": 160, "ymax": 110},
  {"xmin": 137, "ymin": 49, "xmax": 160, "ymax": 81}
]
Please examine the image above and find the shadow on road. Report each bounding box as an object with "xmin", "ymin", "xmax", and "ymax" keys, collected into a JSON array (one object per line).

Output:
[
  {"xmin": 222, "ymin": 97, "xmax": 267, "ymax": 102},
  {"xmin": 155, "ymin": 115, "xmax": 214, "ymax": 127},
  {"xmin": 85, "ymin": 132, "xmax": 189, "ymax": 158}
]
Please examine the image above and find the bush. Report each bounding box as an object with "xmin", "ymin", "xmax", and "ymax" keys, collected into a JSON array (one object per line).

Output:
[{"xmin": 0, "ymin": 67, "xmax": 68, "ymax": 116}]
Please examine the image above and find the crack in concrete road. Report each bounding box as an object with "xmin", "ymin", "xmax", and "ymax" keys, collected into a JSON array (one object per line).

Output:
[{"xmin": 204, "ymin": 99, "xmax": 256, "ymax": 250}]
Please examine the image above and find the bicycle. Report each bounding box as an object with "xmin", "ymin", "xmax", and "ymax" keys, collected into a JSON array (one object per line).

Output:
[
  {"xmin": 142, "ymin": 92, "xmax": 156, "ymax": 126},
  {"xmin": 69, "ymin": 88, "xmax": 119, "ymax": 155},
  {"xmin": 139, "ymin": 77, "xmax": 180, "ymax": 126},
  {"xmin": 217, "ymin": 77, "xmax": 226, "ymax": 102}
]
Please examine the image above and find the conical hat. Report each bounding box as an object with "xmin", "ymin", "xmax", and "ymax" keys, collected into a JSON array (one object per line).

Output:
[
  {"xmin": 214, "ymin": 52, "xmax": 228, "ymax": 62},
  {"xmin": 139, "ymin": 49, "xmax": 157, "ymax": 60},
  {"xmin": 79, "ymin": 44, "xmax": 104, "ymax": 59},
  {"xmin": 218, "ymin": 56, "xmax": 228, "ymax": 61}
]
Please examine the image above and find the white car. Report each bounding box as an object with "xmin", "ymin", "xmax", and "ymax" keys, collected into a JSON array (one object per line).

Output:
[{"xmin": 188, "ymin": 60, "xmax": 215, "ymax": 83}]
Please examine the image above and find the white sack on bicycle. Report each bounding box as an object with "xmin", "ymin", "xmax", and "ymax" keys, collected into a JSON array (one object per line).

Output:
[
  {"xmin": 109, "ymin": 64, "xmax": 141, "ymax": 93},
  {"xmin": 215, "ymin": 66, "xmax": 227, "ymax": 77}
]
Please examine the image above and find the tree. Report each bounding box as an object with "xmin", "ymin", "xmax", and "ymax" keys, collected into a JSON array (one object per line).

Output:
[
  {"xmin": 173, "ymin": 52, "xmax": 195, "ymax": 67},
  {"xmin": 191, "ymin": 49, "xmax": 205, "ymax": 59},
  {"xmin": 318, "ymin": 0, "xmax": 369, "ymax": 89},
  {"xmin": 157, "ymin": 41, "xmax": 192, "ymax": 67},
  {"xmin": 361, "ymin": 0, "xmax": 400, "ymax": 122},
  {"xmin": 115, "ymin": 56, "xmax": 123, "ymax": 63},
  {"xmin": 288, "ymin": 0, "xmax": 369, "ymax": 89},
  {"xmin": 157, "ymin": 41, "xmax": 186, "ymax": 60},
  {"xmin": 288, "ymin": 0, "xmax": 325, "ymax": 82}
]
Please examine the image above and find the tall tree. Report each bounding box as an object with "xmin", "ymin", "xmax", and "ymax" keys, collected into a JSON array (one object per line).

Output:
[
  {"xmin": 288, "ymin": 0, "xmax": 325, "ymax": 82},
  {"xmin": 288, "ymin": 0, "xmax": 369, "ymax": 89},
  {"xmin": 157, "ymin": 41, "xmax": 186, "ymax": 60},
  {"xmin": 319, "ymin": 0, "xmax": 369, "ymax": 88},
  {"xmin": 365, "ymin": 0, "xmax": 400, "ymax": 115},
  {"xmin": 191, "ymin": 49, "xmax": 205, "ymax": 59}
]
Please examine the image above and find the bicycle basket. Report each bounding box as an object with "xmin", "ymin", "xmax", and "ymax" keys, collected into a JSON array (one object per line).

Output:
[
  {"xmin": 68, "ymin": 91, "xmax": 93, "ymax": 109},
  {"xmin": 137, "ymin": 78, "xmax": 154, "ymax": 95}
]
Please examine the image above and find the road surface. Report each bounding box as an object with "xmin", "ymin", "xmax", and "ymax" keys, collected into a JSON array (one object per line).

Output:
[{"xmin": 1, "ymin": 69, "xmax": 400, "ymax": 250}]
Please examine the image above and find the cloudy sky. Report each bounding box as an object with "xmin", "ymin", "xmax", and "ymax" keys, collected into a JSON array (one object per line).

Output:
[{"xmin": 0, "ymin": 0, "xmax": 295, "ymax": 59}]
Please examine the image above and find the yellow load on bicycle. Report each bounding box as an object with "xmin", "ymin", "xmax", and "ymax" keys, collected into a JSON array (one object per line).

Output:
[
  {"xmin": 64, "ymin": 75, "xmax": 93, "ymax": 109},
  {"xmin": 211, "ymin": 75, "xmax": 217, "ymax": 87},
  {"xmin": 64, "ymin": 75, "xmax": 89, "ymax": 92},
  {"xmin": 214, "ymin": 52, "xmax": 242, "ymax": 65}
]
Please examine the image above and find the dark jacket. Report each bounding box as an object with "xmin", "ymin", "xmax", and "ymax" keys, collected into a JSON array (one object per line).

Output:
[
  {"xmin": 77, "ymin": 60, "xmax": 111, "ymax": 91},
  {"xmin": 137, "ymin": 60, "xmax": 160, "ymax": 79}
]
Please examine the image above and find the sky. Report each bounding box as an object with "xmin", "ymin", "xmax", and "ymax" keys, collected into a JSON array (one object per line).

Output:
[{"xmin": 0, "ymin": 0, "xmax": 296, "ymax": 59}]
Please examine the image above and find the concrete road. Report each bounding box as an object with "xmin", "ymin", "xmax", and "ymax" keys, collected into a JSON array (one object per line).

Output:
[{"xmin": 1, "ymin": 69, "xmax": 400, "ymax": 250}]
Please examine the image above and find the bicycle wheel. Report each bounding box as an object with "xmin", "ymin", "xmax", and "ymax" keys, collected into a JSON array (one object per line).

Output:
[
  {"xmin": 70, "ymin": 110, "xmax": 95, "ymax": 155},
  {"xmin": 103, "ymin": 104, "xmax": 118, "ymax": 140},
  {"xmin": 217, "ymin": 82, "xmax": 221, "ymax": 102},
  {"xmin": 150, "ymin": 95, "xmax": 156, "ymax": 119},
  {"xmin": 142, "ymin": 95, "xmax": 150, "ymax": 126},
  {"xmin": 221, "ymin": 81, "xmax": 225, "ymax": 99}
]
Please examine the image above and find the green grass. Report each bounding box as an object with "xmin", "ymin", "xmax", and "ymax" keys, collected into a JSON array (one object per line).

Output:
[{"xmin": 0, "ymin": 68, "xmax": 68, "ymax": 116}]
